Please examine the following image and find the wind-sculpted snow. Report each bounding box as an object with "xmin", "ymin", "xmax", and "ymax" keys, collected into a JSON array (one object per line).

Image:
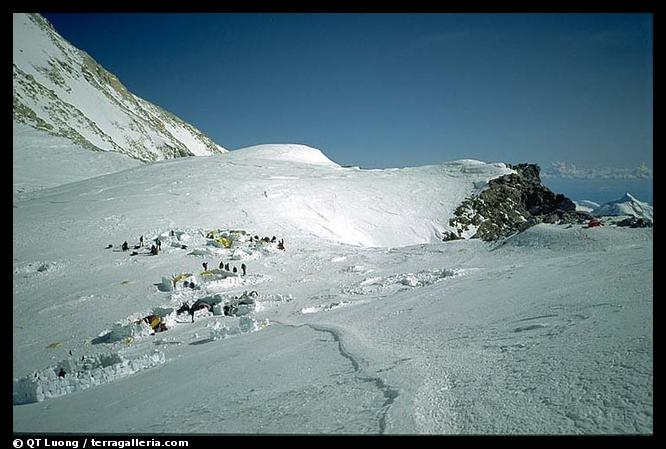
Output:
[{"xmin": 233, "ymin": 144, "xmax": 340, "ymax": 167}]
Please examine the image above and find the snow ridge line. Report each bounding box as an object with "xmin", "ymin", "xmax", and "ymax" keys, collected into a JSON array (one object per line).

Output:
[{"xmin": 274, "ymin": 321, "xmax": 399, "ymax": 434}]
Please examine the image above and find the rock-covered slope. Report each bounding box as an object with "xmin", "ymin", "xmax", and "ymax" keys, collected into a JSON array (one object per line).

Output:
[
  {"xmin": 13, "ymin": 13, "xmax": 227, "ymax": 162},
  {"xmin": 449, "ymin": 163, "xmax": 590, "ymax": 241}
]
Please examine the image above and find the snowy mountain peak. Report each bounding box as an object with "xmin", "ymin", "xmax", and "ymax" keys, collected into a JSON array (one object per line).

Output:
[
  {"xmin": 592, "ymin": 192, "xmax": 653, "ymax": 221},
  {"xmin": 620, "ymin": 192, "xmax": 638, "ymax": 202},
  {"xmin": 13, "ymin": 13, "xmax": 227, "ymax": 162},
  {"xmin": 232, "ymin": 144, "xmax": 340, "ymax": 167}
]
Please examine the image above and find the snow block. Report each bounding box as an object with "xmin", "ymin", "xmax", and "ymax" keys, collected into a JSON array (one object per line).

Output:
[
  {"xmin": 13, "ymin": 350, "xmax": 166, "ymax": 405},
  {"xmin": 107, "ymin": 320, "xmax": 153, "ymax": 343}
]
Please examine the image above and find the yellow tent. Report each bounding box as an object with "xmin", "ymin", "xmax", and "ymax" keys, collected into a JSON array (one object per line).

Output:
[{"xmin": 215, "ymin": 236, "xmax": 232, "ymax": 248}]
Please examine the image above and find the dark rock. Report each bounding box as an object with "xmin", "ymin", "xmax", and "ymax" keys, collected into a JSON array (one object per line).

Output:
[
  {"xmin": 450, "ymin": 163, "xmax": 590, "ymax": 241},
  {"xmin": 441, "ymin": 230, "xmax": 461, "ymax": 242},
  {"xmin": 616, "ymin": 217, "xmax": 653, "ymax": 228}
]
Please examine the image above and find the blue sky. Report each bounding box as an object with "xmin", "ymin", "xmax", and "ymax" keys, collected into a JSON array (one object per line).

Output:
[{"xmin": 42, "ymin": 13, "xmax": 652, "ymax": 171}]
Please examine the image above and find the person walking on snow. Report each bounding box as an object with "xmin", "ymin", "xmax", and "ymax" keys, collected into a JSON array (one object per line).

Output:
[
  {"xmin": 139, "ymin": 235, "xmax": 144, "ymax": 247},
  {"xmin": 241, "ymin": 263, "xmax": 247, "ymax": 276},
  {"xmin": 202, "ymin": 262, "xmax": 208, "ymax": 271},
  {"xmin": 122, "ymin": 241, "xmax": 129, "ymax": 251},
  {"xmin": 219, "ymin": 260, "xmax": 224, "ymax": 269}
]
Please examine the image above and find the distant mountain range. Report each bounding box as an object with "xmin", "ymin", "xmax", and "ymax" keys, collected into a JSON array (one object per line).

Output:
[
  {"xmin": 543, "ymin": 161, "xmax": 652, "ymax": 180},
  {"xmin": 13, "ymin": 13, "xmax": 227, "ymax": 162}
]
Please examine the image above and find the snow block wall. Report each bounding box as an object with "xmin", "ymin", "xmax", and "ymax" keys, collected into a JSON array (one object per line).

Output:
[
  {"xmin": 13, "ymin": 350, "xmax": 166, "ymax": 405},
  {"xmin": 209, "ymin": 316, "xmax": 270, "ymax": 341}
]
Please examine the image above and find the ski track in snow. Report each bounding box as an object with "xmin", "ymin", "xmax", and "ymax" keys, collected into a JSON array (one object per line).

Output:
[{"xmin": 274, "ymin": 321, "xmax": 399, "ymax": 434}]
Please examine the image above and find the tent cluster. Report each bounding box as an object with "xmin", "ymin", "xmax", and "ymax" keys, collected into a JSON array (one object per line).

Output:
[
  {"xmin": 176, "ymin": 291, "xmax": 259, "ymax": 323},
  {"xmin": 206, "ymin": 228, "xmax": 285, "ymax": 251}
]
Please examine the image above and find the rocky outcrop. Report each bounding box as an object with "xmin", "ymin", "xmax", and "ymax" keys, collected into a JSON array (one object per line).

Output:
[
  {"xmin": 615, "ymin": 217, "xmax": 653, "ymax": 228},
  {"xmin": 449, "ymin": 163, "xmax": 591, "ymax": 241}
]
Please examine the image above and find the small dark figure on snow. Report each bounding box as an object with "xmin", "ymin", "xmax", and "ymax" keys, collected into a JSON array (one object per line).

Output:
[
  {"xmin": 271, "ymin": 236, "xmax": 276, "ymax": 242},
  {"xmin": 250, "ymin": 236, "xmax": 254, "ymax": 242},
  {"xmin": 156, "ymin": 239, "xmax": 162, "ymax": 251},
  {"xmin": 181, "ymin": 244, "xmax": 188, "ymax": 249},
  {"xmin": 105, "ymin": 244, "xmax": 113, "ymax": 249},
  {"xmin": 241, "ymin": 263, "xmax": 247, "ymax": 276},
  {"xmin": 262, "ymin": 236, "xmax": 270, "ymax": 243},
  {"xmin": 177, "ymin": 302, "xmax": 191, "ymax": 315},
  {"xmin": 170, "ymin": 230, "xmax": 175, "ymax": 237},
  {"xmin": 254, "ymin": 235, "xmax": 260, "ymax": 240},
  {"xmin": 150, "ymin": 245, "xmax": 158, "ymax": 256},
  {"xmin": 277, "ymin": 239, "xmax": 285, "ymax": 250},
  {"xmin": 139, "ymin": 235, "xmax": 144, "ymax": 247},
  {"xmin": 233, "ymin": 266, "xmax": 238, "ymax": 274},
  {"xmin": 219, "ymin": 260, "xmax": 224, "ymax": 269},
  {"xmin": 202, "ymin": 262, "xmax": 208, "ymax": 271},
  {"xmin": 224, "ymin": 263, "xmax": 230, "ymax": 271},
  {"xmin": 58, "ymin": 368, "xmax": 66, "ymax": 378},
  {"xmin": 177, "ymin": 303, "xmax": 196, "ymax": 322},
  {"xmin": 122, "ymin": 241, "xmax": 129, "ymax": 251},
  {"xmin": 189, "ymin": 300, "xmax": 213, "ymax": 322},
  {"xmin": 223, "ymin": 303, "xmax": 238, "ymax": 316}
]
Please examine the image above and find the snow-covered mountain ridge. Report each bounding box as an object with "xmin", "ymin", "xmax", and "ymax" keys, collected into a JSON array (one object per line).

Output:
[
  {"xmin": 592, "ymin": 193, "xmax": 653, "ymax": 221},
  {"xmin": 13, "ymin": 13, "xmax": 227, "ymax": 162}
]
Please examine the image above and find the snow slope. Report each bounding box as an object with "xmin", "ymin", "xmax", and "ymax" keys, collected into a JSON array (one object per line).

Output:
[
  {"xmin": 234, "ymin": 144, "xmax": 341, "ymax": 167},
  {"xmin": 13, "ymin": 151, "xmax": 652, "ymax": 434},
  {"xmin": 573, "ymin": 200, "xmax": 600, "ymax": 213},
  {"xmin": 592, "ymin": 193, "xmax": 653, "ymax": 221},
  {"xmin": 13, "ymin": 122, "xmax": 142, "ymax": 195},
  {"xmin": 13, "ymin": 13, "xmax": 227, "ymax": 162},
  {"xmin": 12, "ymin": 148, "xmax": 512, "ymax": 248}
]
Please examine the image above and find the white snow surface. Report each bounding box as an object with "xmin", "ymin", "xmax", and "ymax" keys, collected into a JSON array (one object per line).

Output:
[
  {"xmin": 233, "ymin": 144, "xmax": 341, "ymax": 167},
  {"xmin": 13, "ymin": 122, "xmax": 142, "ymax": 194},
  {"xmin": 13, "ymin": 13, "xmax": 226, "ymax": 161},
  {"xmin": 573, "ymin": 200, "xmax": 600, "ymax": 213},
  {"xmin": 13, "ymin": 152, "xmax": 652, "ymax": 434},
  {"xmin": 591, "ymin": 193, "xmax": 653, "ymax": 221}
]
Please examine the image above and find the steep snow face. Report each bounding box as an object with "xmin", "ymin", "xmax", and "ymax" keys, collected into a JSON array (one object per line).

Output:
[
  {"xmin": 592, "ymin": 193, "xmax": 653, "ymax": 221},
  {"xmin": 12, "ymin": 151, "xmax": 513, "ymax": 250},
  {"xmin": 13, "ymin": 122, "xmax": 142, "ymax": 195},
  {"xmin": 13, "ymin": 13, "xmax": 227, "ymax": 162}
]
